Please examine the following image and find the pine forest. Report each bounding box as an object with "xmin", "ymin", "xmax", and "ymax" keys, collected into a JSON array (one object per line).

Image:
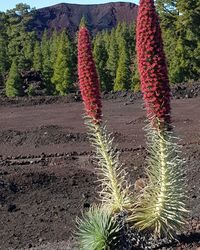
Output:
[{"xmin": 0, "ymin": 2, "xmax": 199, "ymax": 97}]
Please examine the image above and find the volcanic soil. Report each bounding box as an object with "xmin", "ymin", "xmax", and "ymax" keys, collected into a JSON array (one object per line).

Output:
[{"xmin": 0, "ymin": 93, "xmax": 200, "ymax": 250}]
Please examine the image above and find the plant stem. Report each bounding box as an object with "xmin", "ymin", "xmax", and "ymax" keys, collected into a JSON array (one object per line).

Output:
[
  {"xmin": 95, "ymin": 124, "xmax": 123, "ymax": 211},
  {"xmin": 155, "ymin": 131, "xmax": 167, "ymax": 234}
]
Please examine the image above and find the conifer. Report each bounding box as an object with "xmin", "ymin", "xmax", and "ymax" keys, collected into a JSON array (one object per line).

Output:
[
  {"xmin": 93, "ymin": 34, "xmax": 112, "ymax": 91},
  {"xmin": 0, "ymin": 34, "xmax": 9, "ymax": 88},
  {"xmin": 41, "ymin": 30, "xmax": 53, "ymax": 94},
  {"xmin": 50, "ymin": 30, "xmax": 59, "ymax": 66},
  {"xmin": 114, "ymin": 39, "xmax": 131, "ymax": 91},
  {"xmin": 51, "ymin": 31, "xmax": 73, "ymax": 95},
  {"xmin": 6, "ymin": 60, "xmax": 22, "ymax": 97},
  {"xmin": 106, "ymin": 29, "xmax": 119, "ymax": 81},
  {"xmin": 6, "ymin": 4, "xmax": 34, "ymax": 71},
  {"xmin": 33, "ymin": 40, "xmax": 42, "ymax": 71}
]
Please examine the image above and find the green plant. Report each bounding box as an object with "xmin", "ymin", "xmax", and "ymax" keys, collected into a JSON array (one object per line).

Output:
[
  {"xmin": 78, "ymin": 25, "xmax": 131, "ymax": 212},
  {"xmin": 76, "ymin": 3, "xmax": 188, "ymax": 247},
  {"xmin": 6, "ymin": 59, "xmax": 23, "ymax": 97},
  {"xmin": 129, "ymin": 124, "xmax": 188, "ymax": 238},
  {"xmin": 27, "ymin": 84, "xmax": 35, "ymax": 96},
  {"xmin": 86, "ymin": 118, "xmax": 131, "ymax": 212},
  {"xmin": 76, "ymin": 205, "xmax": 119, "ymax": 250},
  {"xmin": 132, "ymin": 0, "xmax": 188, "ymax": 238}
]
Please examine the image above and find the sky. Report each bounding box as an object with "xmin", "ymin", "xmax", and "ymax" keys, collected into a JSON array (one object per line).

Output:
[{"xmin": 0, "ymin": 0, "xmax": 139, "ymax": 12}]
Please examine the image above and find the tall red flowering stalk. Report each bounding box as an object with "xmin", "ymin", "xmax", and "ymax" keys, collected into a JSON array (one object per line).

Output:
[
  {"xmin": 77, "ymin": 24, "xmax": 131, "ymax": 214},
  {"xmin": 78, "ymin": 26, "xmax": 102, "ymax": 123},
  {"xmin": 129, "ymin": 0, "xmax": 187, "ymax": 238},
  {"xmin": 136, "ymin": 0, "xmax": 171, "ymax": 128}
]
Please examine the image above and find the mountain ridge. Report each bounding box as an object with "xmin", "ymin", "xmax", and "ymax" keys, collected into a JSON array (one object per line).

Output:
[{"xmin": 31, "ymin": 2, "xmax": 138, "ymax": 35}]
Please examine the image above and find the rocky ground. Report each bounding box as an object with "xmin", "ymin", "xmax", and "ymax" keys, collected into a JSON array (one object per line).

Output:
[{"xmin": 0, "ymin": 86, "xmax": 200, "ymax": 249}]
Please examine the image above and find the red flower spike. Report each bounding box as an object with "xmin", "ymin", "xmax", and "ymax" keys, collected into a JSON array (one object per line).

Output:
[
  {"xmin": 136, "ymin": 0, "xmax": 171, "ymax": 128},
  {"xmin": 78, "ymin": 26, "xmax": 102, "ymax": 123}
]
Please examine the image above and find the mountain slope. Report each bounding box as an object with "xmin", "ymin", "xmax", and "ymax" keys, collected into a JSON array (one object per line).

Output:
[{"xmin": 31, "ymin": 2, "xmax": 138, "ymax": 35}]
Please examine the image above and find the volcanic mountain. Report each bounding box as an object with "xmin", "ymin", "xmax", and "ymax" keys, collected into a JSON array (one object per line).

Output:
[{"xmin": 31, "ymin": 2, "xmax": 138, "ymax": 35}]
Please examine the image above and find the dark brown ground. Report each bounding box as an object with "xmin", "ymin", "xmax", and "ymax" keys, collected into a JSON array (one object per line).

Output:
[{"xmin": 0, "ymin": 95, "xmax": 200, "ymax": 250}]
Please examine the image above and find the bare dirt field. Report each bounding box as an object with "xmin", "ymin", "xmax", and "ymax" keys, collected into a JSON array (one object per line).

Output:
[{"xmin": 0, "ymin": 93, "xmax": 200, "ymax": 250}]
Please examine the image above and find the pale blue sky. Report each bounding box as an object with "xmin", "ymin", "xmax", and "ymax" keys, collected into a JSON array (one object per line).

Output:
[{"xmin": 0, "ymin": 0, "xmax": 139, "ymax": 12}]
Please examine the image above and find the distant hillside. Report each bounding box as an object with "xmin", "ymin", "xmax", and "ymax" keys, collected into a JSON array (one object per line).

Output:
[{"xmin": 30, "ymin": 2, "xmax": 138, "ymax": 35}]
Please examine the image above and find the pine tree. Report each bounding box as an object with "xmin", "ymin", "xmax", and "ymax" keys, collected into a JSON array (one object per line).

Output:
[
  {"xmin": 116, "ymin": 23, "xmax": 129, "ymax": 50},
  {"xmin": 156, "ymin": 0, "xmax": 200, "ymax": 83},
  {"xmin": 6, "ymin": 4, "xmax": 35, "ymax": 71},
  {"xmin": 23, "ymin": 31, "xmax": 35, "ymax": 69},
  {"xmin": 131, "ymin": 58, "xmax": 140, "ymax": 92},
  {"xmin": 93, "ymin": 34, "xmax": 112, "ymax": 91},
  {"xmin": 114, "ymin": 40, "xmax": 131, "ymax": 91},
  {"xmin": 102, "ymin": 30, "xmax": 110, "ymax": 52},
  {"xmin": 106, "ymin": 29, "xmax": 119, "ymax": 82},
  {"xmin": 0, "ymin": 12, "xmax": 9, "ymax": 91},
  {"xmin": 0, "ymin": 12, "xmax": 8, "ymax": 35},
  {"xmin": 175, "ymin": 0, "xmax": 200, "ymax": 81},
  {"xmin": 51, "ymin": 31, "xmax": 73, "ymax": 95},
  {"xmin": 70, "ymin": 35, "xmax": 78, "ymax": 87},
  {"xmin": 50, "ymin": 30, "xmax": 59, "ymax": 66},
  {"xmin": 33, "ymin": 40, "xmax": 42, "ymax": 71},
  {"xmin": 116, "ymin": 23, "xmax": 136, "ymax": 90},
  {"xmin": 6, "ymin": 60, "xmax": 23, "ymax": 97},
  {"xmin": 0, "ymin": 34, "xmax": 9, "ymax": 87},
  {"xmin": 79, "ymin": 16, "xmax": 88, "ymax": 28},
  {"xmin": 41, "ymin": 30, "xmax": 53, "ymax": 94},
  {"xmin": 127, "ymin": 23, "xmax": 136, "ymax": 57}
]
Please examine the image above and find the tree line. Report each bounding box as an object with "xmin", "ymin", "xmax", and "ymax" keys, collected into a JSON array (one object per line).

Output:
[
  {"xmin": 0, "ymin": 2, "xmax": 199, "ymax": 97},
  {"xmin": 156, "ymin": 0, "xmax": 200, "ymax": 83}
]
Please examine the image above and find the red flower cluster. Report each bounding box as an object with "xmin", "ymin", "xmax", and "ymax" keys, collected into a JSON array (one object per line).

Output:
[
  {"xmin": 136, "ymin": 0, "xmax": 171, "ymax": 127},
  {"xmin": 78, "ymin": 26, "xmax": 102, "ymax": 123}
]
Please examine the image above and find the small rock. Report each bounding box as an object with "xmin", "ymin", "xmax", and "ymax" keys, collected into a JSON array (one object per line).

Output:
[
  {"xmin": 9, "ymin": 182, "xmax": 18, "ymax": 193},
  {"xmin": 8, "ymin": 204, "xmax": 17, "ymax": 212},
  {"xmin": 83, "ymin": 202, "xmax": 90, "ymax": 208},
  {"xmin": 28, "ymin": 243, "xmax": 32, "ymax": 248}
]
